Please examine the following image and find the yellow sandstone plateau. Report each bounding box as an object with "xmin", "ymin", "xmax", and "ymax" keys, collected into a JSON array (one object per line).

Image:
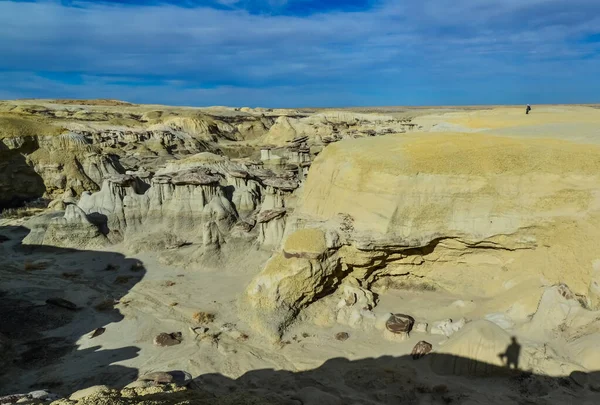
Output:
[{"xmin": 247, "ymin": 107, "xmax": 600, "ymax": 341}]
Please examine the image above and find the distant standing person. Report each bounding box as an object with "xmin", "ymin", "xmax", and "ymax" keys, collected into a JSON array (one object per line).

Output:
[{"xmin": 526, "ymin": 104, "xmax": 531, "ymax": 115}]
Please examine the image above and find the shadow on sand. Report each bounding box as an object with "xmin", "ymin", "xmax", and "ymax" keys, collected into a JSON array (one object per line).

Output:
[
  {"xmin": 0, "ymin": 225, "xmax": 145, "ymax": 395},
  {"xmin": 1, "ymin": 225, "xmax": 599, "ymax": 404},
  {"xmin": 186, "ymin": 354, "xmax": 599, "ymax": 405}
]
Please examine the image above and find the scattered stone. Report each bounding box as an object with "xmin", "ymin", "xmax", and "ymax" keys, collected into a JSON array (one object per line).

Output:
[
  {"xmin": 89, "ymin": 327, "xmax": 106, "ymax": 339},
  {"xmin": 0, "ymin": 394, "xmax": 28, "ymax": 404},
  {"xmin": 69, "ymin": 385, "xmax": 111, "ymax": 401},
  {"xmin": 138, "ymin": 372, "xmax": 174, "ymax": 384},
  {"xmin": 192, "ymin": 311, "xmax": 215, "ymax": 324},
  {"xmin": 28, "ymin": 390, "xmax": 60, "ymax": 401},
  {"xmin": 104, "ymin": 264, "xmax": 119, "ymax": 271},
  {"xmin": 153, "ymin": 332, "xmax": 183, "ymax": 347},
  {"xmin": 45, "ymin": 298, "xmax": 78, "ymax": 310},
  {"xmin": 411, "ymin": 341, "xmax": 433, "ymax": 359},
  {"xmin": 430, "ymin": 318, "xmax": 466, "ymax": 337},
  {"xmin": 61, "ymin": 272, "xmax": 80, "ymax": 279},
  {"xmin": 386, "ymin": 313, "xmax": 415, "ymax": 334},
  {"xmin": 164, "ymin": 280, "xmax": 176, "ymax": 287},
  {"xmin": 383, "ymin": 313, "xmax": 415, "ymax": 341},
  {"xmin": 0, "ymin": 235, "xmax": 10, "ymax": 243},
  {"xmin": 335, "ymin": 332, "xmax": 350, "ymax": 341},
  {"xmin": 414, "ymin": 322, "xmax": 428, "ymax": 333}
]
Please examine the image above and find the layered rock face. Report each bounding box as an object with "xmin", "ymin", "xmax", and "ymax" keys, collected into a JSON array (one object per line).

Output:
[
  {"xmin": 0, "ymin": 103, "xmax": 417, "ymax": 209},
  {"xmin": 26, "ymin": 153, "xmax": 302, "ymax": 253},
  {"xmin": 245, "ymin": 132, "xmax": 600, "ymax": 337},
  {"xmin": 261, "ymin": 111, "xmax": 416, "ymax": 146}
]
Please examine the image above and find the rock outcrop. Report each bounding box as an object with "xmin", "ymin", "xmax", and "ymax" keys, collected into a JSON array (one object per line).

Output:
[{"xmin": 245, "ymin": 131, "xmax": 600, "ymax": 336}]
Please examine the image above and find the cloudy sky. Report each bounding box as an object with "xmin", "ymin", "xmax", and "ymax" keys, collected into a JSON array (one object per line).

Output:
[{"xmin": 0, "ymin": 0, "xmax": 599, "ymax": 107}]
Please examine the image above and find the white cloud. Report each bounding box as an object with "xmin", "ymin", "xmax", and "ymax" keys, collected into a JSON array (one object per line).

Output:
[{"xmin": 0, "ymin": 0, "xmax": 598, "ymax": 105}]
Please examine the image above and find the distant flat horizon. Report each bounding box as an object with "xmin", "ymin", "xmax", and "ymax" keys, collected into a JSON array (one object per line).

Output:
[
  {"xmin": 1, "ymin": 1, "xmax": 600, "ymax": 107},
  {"xmin": 3, "ymin": 99, "xmax": 600, "ymax": 111}
]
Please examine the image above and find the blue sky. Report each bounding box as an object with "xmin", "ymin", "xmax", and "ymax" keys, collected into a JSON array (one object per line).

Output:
[{"xmin": 0, "ymin": 0, "xmax": 599, "ymax": 107}]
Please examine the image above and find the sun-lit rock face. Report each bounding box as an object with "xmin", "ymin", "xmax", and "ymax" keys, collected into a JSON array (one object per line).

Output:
[{"xmin": 245, "ymin": 127, "xmax": 600, "ymax": 336}]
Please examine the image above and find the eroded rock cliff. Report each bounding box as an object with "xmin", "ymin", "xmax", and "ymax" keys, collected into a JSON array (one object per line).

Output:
[{"xmin": 245, "ymin": 132, "xmax": 600, "ymax": 337}]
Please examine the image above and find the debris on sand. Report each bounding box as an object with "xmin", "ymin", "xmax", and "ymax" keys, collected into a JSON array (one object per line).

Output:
[
  {"xmin": 45, "ymin": 298, "xmax": 78, "ymax": 310},
  {"xmin": 154, "ymin": 332, "xmax": 183, "ymax": 347},
  {"xmin": 411, "ymin": 341, "xmax": 433, "ymax": 360},
  {"xmin": 89, "ymin": 327, "xmax": 106, "ymax": 339}
]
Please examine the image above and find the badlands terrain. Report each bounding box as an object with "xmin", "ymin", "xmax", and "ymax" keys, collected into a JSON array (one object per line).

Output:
[{"xmin": 1, "ymin": 100, "xmax": 600, "ymax": 404}]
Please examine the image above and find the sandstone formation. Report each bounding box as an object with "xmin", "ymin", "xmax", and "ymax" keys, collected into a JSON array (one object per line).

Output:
[
  {"xmin": 0, "ymin": 102, "xmax": 415, "ymax": 210},
  {"xmin": 245, "ymin": 129, "xmax": 600, "ymax": 338}
]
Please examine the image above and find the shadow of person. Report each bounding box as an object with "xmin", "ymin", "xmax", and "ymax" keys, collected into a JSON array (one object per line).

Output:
[{"xmin": 498, "ymin": 336, "xmax": 521, "ymax": 370}]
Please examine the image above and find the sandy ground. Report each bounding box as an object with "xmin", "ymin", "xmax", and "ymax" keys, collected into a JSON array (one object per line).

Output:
[{"xmin": 1, "ymin": 220, "xmax": 598, "ymax": 404}]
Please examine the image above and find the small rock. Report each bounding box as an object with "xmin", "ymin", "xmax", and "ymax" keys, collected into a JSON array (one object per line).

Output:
[
  {"xmin": 0, "ymin": 394, "xmax": 28, "ymax": 404},
  {"xmin": 386, "ymin": 313, "xmax": 415, "ymax": 336},
  {"xmin": 0, "ymin": 235, "xmax": 10, "ymax": 243},
  {"xmin": 89, "ymin": 328, "xmax": 106, "ymax": 339},
  {"xmin": 138, "ymin": 372, "xmax": 174, "ymax": 384},
  {"xmin": 430, "ymin": 318, "xmax": 466, "ymax": 337},
  {"xmin": 70, "ymin": 385, "xmax": 111, "ymax": 401},
  {"xmin": 153, "ymin": 332, "xmax": 182, "ymax": 347},
  {"xmin": 414, "ymin": 322, "xmax": 428, "ymax": 333},
  {"xmin": 335, "ymin": 332, "xmax": 350, "ymax": 341},
  {"xmin": 411, "ymin": 341, "xmax": 433, "ymax": 360},
  {"xmin": 28, "ymin": 390, "xmax": 59, "ymax": 400},
  {"xmin": 46, "ymin": 298, "xmax": 78, "ymax": 311}
]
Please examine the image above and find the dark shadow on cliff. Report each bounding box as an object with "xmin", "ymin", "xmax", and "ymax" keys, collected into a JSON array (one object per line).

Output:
[
  {"xmin": 0, "ymin": 142, "xmax": 46, "ymax": 210},
  {"xmin": 0, "ymin": 225, "xmax": 145, "ymax": 396},
  {"xmin": 187, "ymin": 354, "xmax": 599, "ymax": 405}
]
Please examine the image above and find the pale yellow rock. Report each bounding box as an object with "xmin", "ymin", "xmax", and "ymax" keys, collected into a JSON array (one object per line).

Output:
[
  {"xmin": 245, "ymin": 228, "xmax": 343, "ymax": 337},
  {"xmin": 283, "ymin": 228, "xmax": 327, "ymax": 256},
  {"xmin": 295, "ymin": 131, "xmax": 600, "ymax": 296}
]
